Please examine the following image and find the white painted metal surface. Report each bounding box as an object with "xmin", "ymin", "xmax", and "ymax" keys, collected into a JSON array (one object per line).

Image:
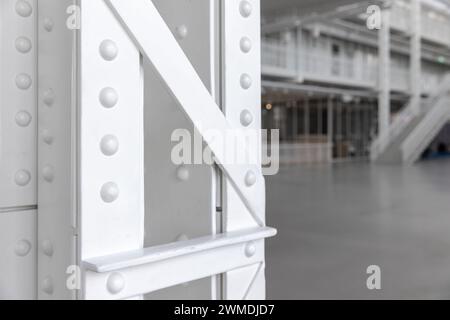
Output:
[
  {"xmin": 1, "ymin": 0, "xmax": 274, "ymax": 300},
  {"xmin": 38, "ymin": 0, "xmax": 77, "ymax": 300},
  {"xmin": 0, "ymin": 0, "xmax": 37, "ymax": 300}
]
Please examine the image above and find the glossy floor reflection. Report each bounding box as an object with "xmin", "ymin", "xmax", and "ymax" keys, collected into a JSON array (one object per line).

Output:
[{"xmin": 266, "ymin": 159, "xmax": 450, "ymax": 299}]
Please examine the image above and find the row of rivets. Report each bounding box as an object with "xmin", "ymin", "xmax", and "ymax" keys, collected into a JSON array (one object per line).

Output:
[
  {"xmin": 13, "ymin": 3, "xmax": 34, "ymax": 293},
  {"xmin": 98, "ymin": 39, "xmax": 121, "ymax": 206},
  {"xmin": 40, "ymin": 9, "xmax": 56, "ymax": 296},
  {"xmin": 14, "ymin": 1, "xmax": 34, "ymax": 187},
  {"xmin": 13, "ymin": 2, "xmax": 34, "ymax": 284},
  {"xmin": 239, "ymin": 1, "xmax": 256, "ymax": 190},
  {"xmin": 174, "ymin": 23, "xmax": 190, "ymax": 182}
]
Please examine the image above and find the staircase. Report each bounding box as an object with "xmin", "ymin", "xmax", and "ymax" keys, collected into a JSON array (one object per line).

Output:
[{"xmin": 371, "ymin": 74, "xmax": 450, "ymax": 164}]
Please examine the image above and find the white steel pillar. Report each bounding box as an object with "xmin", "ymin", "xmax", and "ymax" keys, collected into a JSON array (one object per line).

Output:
[
  {"xmin": 410, "ymin": 0, "xmax": 422, "ymax": 115},
  {"xmin": 378, "ymin": 9, "xmax": 390, "ymax": 138},
  {"xmin": 15, "ymin": 0, "xmax": 274, "ymax": 300},
  {"xmin": 38, "ymin": 0, "xmax": 77, "ymax": 300},
  {"xmin": 222, "ymin": 0, "xmax": 267, "ymax": 300},
  {"xmin": 79, "ymin": 0, "xmax": 145, "ymax": 300},
  {"xmin": 0, "ymin": 0, "xmax": 37, "ymax": 299},
  {"xmin": 296, "ymin": 25, "xmax": 304, "ymax": 81}
]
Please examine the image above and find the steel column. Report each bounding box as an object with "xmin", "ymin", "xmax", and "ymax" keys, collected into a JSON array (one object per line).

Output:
[
  {"xmin": 410, "ymin": 0, "xmax": 422, "ymax": 115},
  {"xmin": 0, "ymin": 0, "xmax": 37, "ymax": 300},
  {"xmin": 378, "ymin": 9, "xmax": 390, "ymax": 138}
]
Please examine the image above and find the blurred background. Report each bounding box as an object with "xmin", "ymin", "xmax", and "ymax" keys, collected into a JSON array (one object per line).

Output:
[{"xmin": 262, "ymin": 0, "xmax": 450, "ymax": 299}]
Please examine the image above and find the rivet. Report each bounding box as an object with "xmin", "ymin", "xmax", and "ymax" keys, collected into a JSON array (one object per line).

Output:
[
  {"xmin": 107, "ymin": 273, "xmax": 125, "ymax": 294},
  {"xmin": 240, "ymin": 74, "xmax": 252, "ymax": 90},
  {"xmin": 101, "ymin": 182, "xmax": 119, "ymax": 203},
  {"xmin": 42, "ymin": 129, "xmax": 54, "ymax": 145},
  {"xmin": 240, "ymin": 109, "xmax": 254, "ymax": 127},
  {"xmin": 42, "ymin": 165, "xmax": 55, "ymax": 183},
  {"xmin": 176, "ymin": 165, "xmax": 190, "ymax": 181},
  {"xmin": 99, "ymin": 87, "xmax": 118, "ymax": 109},
  {"xmin": 240, "ymin": 37, "xmax": 252, "ymax": 53},
  {"xmin": 15, "ymin": 111, "xmax": 32, "ymax": 127},
  {"xmin": 43, "ymin": 89, "xmax": 55, "ymax": 106},
  {"xmin": 100, "ymin": 135, "xmax": 119, "ymax": 156},
  {"xmin": 176, "ymin": 25, "xmax": 188, "ymax": 39},
  {"xmin": 16, "ymin": 74, "xmax": 32, "ymax": 90},
  {"xmin": 42, "ymin": 277, "xmax": 54, "ymax": 295},
  {"xmin": 41, "ymin": 240, "xmax": 54, "ymax": 257},
  {"xmin": 245, "ymin": 170, "xmax": 257, "ymax": 187},
  {"xmin": 15, "ymin": 0, "xmax": 32, "ymax": 17},
  {"xmin": 43, "ymin": 18, "xmax": 54, "ymax": 32},
  {"xmin": 99, "ymin": 40, "xmax": 119, "ymax": 61},
  {"xmin": 245, "ymin": 241, "xmax": 256, "ymax": 258},
  {"xmin": 15, "ymin": 170, "xmax": 31, "ymax": 187},
  {"xmin": 15, "ymin": 37, "xmax": 32, "ymax": 53},
  {"xmin": 239, "ymin": 1, "xmax": 252, "ymax": 18},
  {"xmin": 15, "ymin": 240, "xmax": 31, "ymax": 257}
]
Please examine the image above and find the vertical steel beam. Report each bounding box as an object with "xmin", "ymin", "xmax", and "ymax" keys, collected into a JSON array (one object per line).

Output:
[
  {"xmin": 221, "ymin": 0, "xmax": 266, "ymax": 300},
  {"xmin": 378, "ymin": 9, "xmax": 390, "ymax": 138},
  {"xmin": 410, "ymin": 0, "xmax": 422, "ymax": 115},
  {"xmin": 79, "ymin": 0, "xmax": 144, "ymax": 299},
  {"xmin": 0, "ymin": 0, "xmax": 37, "ymax": 299},
  {"xmin": 37, "ymin": 0, "xmax": 77, "ymax": 300}
]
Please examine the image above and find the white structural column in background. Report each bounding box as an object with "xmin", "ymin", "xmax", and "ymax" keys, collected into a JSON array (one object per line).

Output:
[
  {"xmin": 222, "ymin": 0, "xmax": 267, "ymax": 300},
  {"xmin": 410, "ymin": 0, "xmax": 422, "ymax": 115},
  {"xmin": 378, "ymin": 8, "xmax": 390, "ymax": 138},
  {"xmin": 38, "ymin": 0, "xmax": 77, "ymax": 300},
  {"xmin": 0, "ymin": 0, "xmax": 37, "ymax": 299},
  {"xmin": 80, "ymin": 0, "xmax": 145, "ymax": 299}
]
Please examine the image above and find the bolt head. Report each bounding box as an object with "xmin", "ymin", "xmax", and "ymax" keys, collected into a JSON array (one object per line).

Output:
[
  {"xmin": 107, "ymin": 273, "xmax": 125, "ymax": 294},
  {"xmin": 43, "ymin": 18, "xmax": 54, "ymax": 32},
  {"xmin": 176, "ymin": 166, "xmax": 190, "ymax": 181},
  {"xmin": 42, "ymin": 276, "xmax": 54, "ymax": 295},
  {"xmin": 245, "ymin": 171, "xmax": 257, "ymax": 187},
  {"xmin": 99, "ymin": 40, "xmax": 119, "ymax": 61},
  {"xmin": 15, "ymin": 170, "xmax": 31, "ymax": 187},
  {"xmin": 240, "ymin": 110, "xmax": 253, "ymax": 127},
  {"xmin": 15, "ymin": 37, "xmax": 32, "ymax": 53},
  {"xmin": 239, "ymin": 1, "xmax": 252, "ymax": 18},
  {"xmin": 99, "ymin": 87, "xmax": 119, "ymax": 109},
  {"xmin": 16, "ymin": 74, "xmax": 32, "ymax": 90},
  {"xmin": 43, "ymin": 89, "xmax": 55, "ymax": 106},
  {"xmin": 176, "ymin": 25, "xmax": 188, "ymax": 39},
  {"xmin": 101, "ymin": 182, "xmax": 119, "ymax": 203},
  {"xmin": 15, "ymin": 240, "xmax": 32, "ymax": 257},
  {"xmin": 240, "ymin": 74, "xmax": 252, "ymax": 90},
  {"xmin": 240, "ymin": 37, "xmax": 252, "ymax": 53},
  {"xmin": 16, "ymin": 0, "xmax": 32, "ymax": 17},
  {"xmin": 42, "ymin": 129, "xmax": 54, "ymax": 145},
  {"xmin": 100, "ymin": 135, "xmax": 119, "ymax": 156},
  {"xmin": 15, "ymin": 111, "xmax": 32, "ymax": 127},
  {"xmin": 41, "ymin": 240, "xmax": 54, "ymax": 257},
  {"xmin": 245, "ymin": 241, "xmax": 256, "ymax": 258},
  {"xmin": 42, "ymin": 165, "xmax": 55, "ymax": 183}
]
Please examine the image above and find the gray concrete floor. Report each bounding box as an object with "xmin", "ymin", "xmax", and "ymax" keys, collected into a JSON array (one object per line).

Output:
[{"xmin": 265, "ymin": 159, "xmax": 450, "ymax": 299}]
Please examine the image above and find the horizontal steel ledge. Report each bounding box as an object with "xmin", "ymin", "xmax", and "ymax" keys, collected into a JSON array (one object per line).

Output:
[{"xmin": 83, "ymin": 227, "xmax": 277, "ymax": 273}]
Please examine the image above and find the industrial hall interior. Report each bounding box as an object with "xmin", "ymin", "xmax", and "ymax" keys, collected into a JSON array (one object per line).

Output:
[
  {"xmin": 2, "ymin": 0, "xmax": 450, "ymax": 301},
  {"xmin": 263, "ymin": 0, "xmax": 450, "ymax": 299}
]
